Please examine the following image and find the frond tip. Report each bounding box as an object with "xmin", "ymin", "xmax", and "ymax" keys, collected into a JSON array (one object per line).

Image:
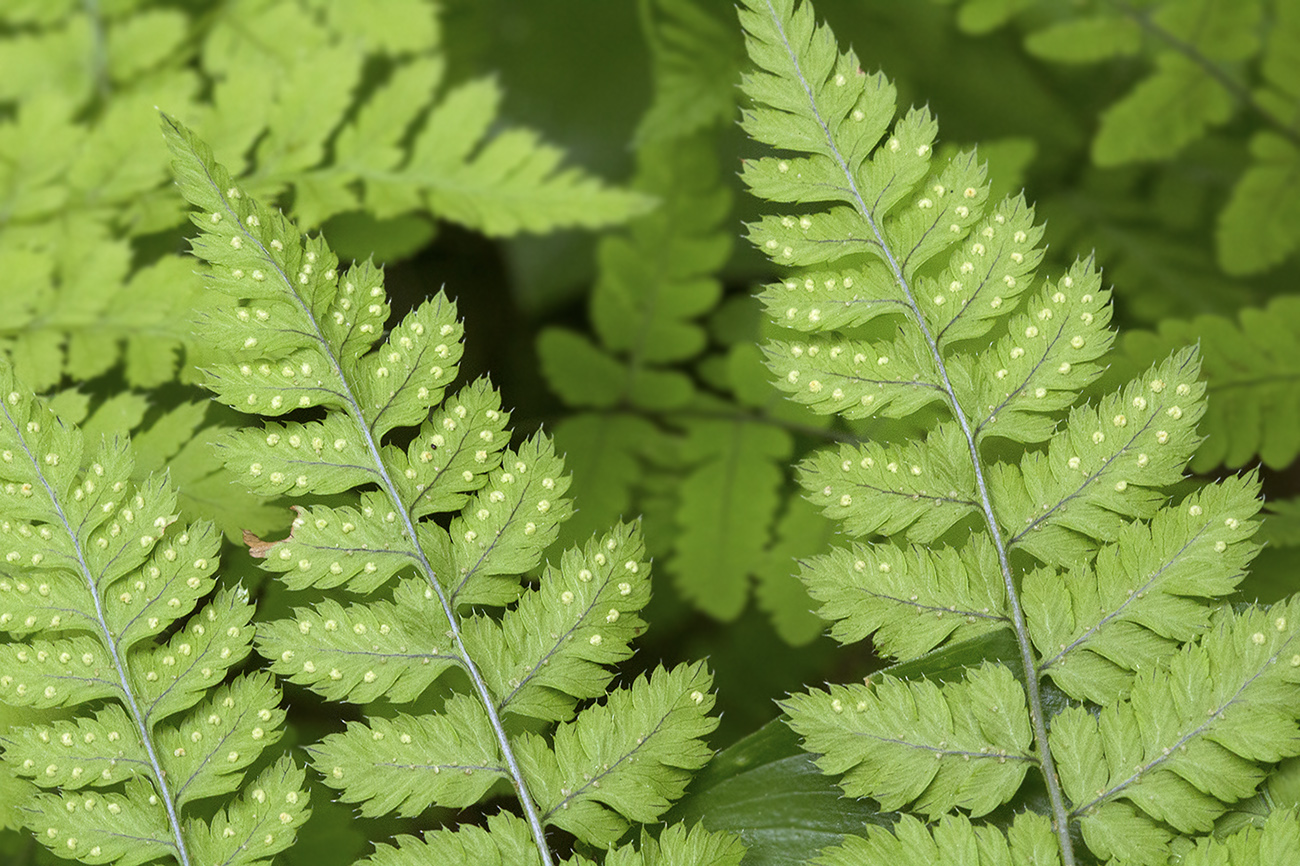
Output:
[{"xmin": 0, "ymin": 361, "xmax": 308, "ymax": 866}]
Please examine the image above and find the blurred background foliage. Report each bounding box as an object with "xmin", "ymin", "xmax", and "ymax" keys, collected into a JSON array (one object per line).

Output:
[{"xmin": 2, "ymin": 0, "xmax": 1298, "ymax": 862}]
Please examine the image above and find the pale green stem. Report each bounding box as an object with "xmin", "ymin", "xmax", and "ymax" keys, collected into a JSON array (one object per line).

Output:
[
  {"xmin": 756, "ymin": 2, "xmax": 1077, "ymax": 861},
  {"xmin": 172, "ymin": 124, "xmax": 557, "ymax": 866},
  {"xmin": 1, "ymin": 408, "xmax": 192, "ymax": 866}
]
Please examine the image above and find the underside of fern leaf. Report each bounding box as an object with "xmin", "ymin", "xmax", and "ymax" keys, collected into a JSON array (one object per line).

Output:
[
  {"xmin": 737, "ymin": 1, "xmax": 1300, "ymax": 864},
  {"xmin": 0, "ymin": 364, "xmax": 308, "ymax": 866},
  {"xmin": 161, "ymin": 116, "xmax": 743, "ymax": 866}
]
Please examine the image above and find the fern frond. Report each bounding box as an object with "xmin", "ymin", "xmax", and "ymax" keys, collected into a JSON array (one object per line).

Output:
[
  {"xmin": 1052, "ymin": 600, "xmax": 1300, "ymax": 861},
  {"xmin": 0, "ymin": 234, "xmax": 200, "ymax": 392},
  {"xmin": 1025, "ymin": 475, "xmax": 1262, "ymax": 705},
  {"xmin": 673, "ymin": 412, "xmax": 791, "ymax": 620},
  {"xmin": 783, "ymin": 662, "xmax": 1034, "ymax": 818},
  {"xmin": 1180, "ymin": 808, "xmax": 1300, "ymax": 866},
  {"xmin": 318, "ymin": 70, "xmax": 655, "ymax": 236},
  {"xmin": 361, "ymin": 812, "xmax": 746, "ymax": 866},
  {"xmin": 755, "ymin": 494, "xmax": 834, "ymax": 645},
  {"xmin": 811, "ymin": 811, "xmax": 1058, "ymax": 866},
  {"xmin": 1260, "ymin": 497, "xmax": 1300, "ymax": 548},
  {"xmin": 0, "ymin": 363, "xmax": 308, "ymax": 866},
  {"xmin": 163, "ymin": 116, "xmax": 735, "ymax": 866},
  {"xmin": 0, "ymin": 0, "xmax": 648, "ymax": 397},
  {"xmin": 41, "ymin": 395, "xmax": 283, "ymax": 542},
  {"xmin": 1118, "ymin": 296, "xmax": 1300, "ymax": 471},
  {"xmin": 737, "ymin": 1, "xmax": 1292, "ymax": 863},
  {"xmin": 797, "ymin": 533, "xmax": 1008, "ymax": 660}
]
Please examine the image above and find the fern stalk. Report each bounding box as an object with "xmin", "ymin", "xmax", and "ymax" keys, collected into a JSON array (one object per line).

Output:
[
  {"xmin": 746, "ymin": 3, "xmax": 1077, "ymax": 857},
  {"xmin": 3, "ymin": 405, "xmax": 195, "ymax": 866},
  {"xmin": 163, "ymin": 115, "xmax": 733, "ymax": 866},
  {"xmin": 0, "ymin": 365, "xmax": 307, "ymax": 866},
  {"xmin": 160, "ymin": 115, "xmax": 557, "ymax": 864},
  {"xmin": 352, "ymin": 471, "xmax": 555, "ymax": 864},
  {"xmin": 60, "ymin": 554, "xmax": 192, "ymax": 866}
]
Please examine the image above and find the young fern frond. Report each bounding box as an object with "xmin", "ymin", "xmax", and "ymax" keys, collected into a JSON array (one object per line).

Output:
[
  {"xmin": 0, "ymin": 365, "xmax": 308, "ymax": 866},
  {"xmin": 737, "ymin": 1, "xmax": 1300, "ymax": 863},
  {"xmin": 163, "ymin": 117, "xmax": 742, "ymax": 866}
]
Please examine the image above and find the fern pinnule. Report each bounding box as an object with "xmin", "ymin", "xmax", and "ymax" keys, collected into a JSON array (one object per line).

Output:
[
  {"xmin": 162, "ymin": 116, "xmax": 742, "ymax": 866},
  {"xmin": 737, "ymin": 0, "xmax": 1298, "ymax": 863},
  {"xmin": 0, "ymin": 362, "xmax": 308, "ymax": 866}
]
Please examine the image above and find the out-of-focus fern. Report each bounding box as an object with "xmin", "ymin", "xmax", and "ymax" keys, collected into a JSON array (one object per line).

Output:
[
  {"xmin": 1114, "ymin": 295, "xmax": 1300, "ymax": 471},
  {"xmin": 635, "ymin": 0, "xmax": 747, "ymax": 145},
  {"xmin": 163, "ymin": 116, "xmax": 743, "ymax": 866},
  {"xmin": 0, "ymin": 0, "xmax": 649, "ymax": 393},
  {"xmin": 933, "ymin": 0, "xmax": 1300, "ymax": 279},
  {"xmin": 538, "ymin": 0, "xmax": 832, "ymax": 644},
  {"xmin": 0, "ymin": 363, "xmax": 309, "ymax": 865},
  {"xmin": 738, "ymin": 0, "xmax": 1300, "ymax": 863},
  {"xmin": 1259, "ymin": 499, "xmax": 1300, "ymax": 549}
]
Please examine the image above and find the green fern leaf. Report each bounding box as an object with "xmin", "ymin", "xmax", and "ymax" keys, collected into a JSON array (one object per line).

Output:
[
  {"xmin": 635, "ymin": 0, "xmax": 746, "ymax": 145},
  {"xmin": 755, "ymin": 496, "xmax": 835, "ymax": 646},
  {"xmin": 1218, "ymin": 131, "xmax": 1300, "ymax": 276},
  {"xmin": 362, "ymin": 813, "xmax": 543, "ymax": 866},
  {"xmin": 1052, "ymin": 600, "xmax": 1300, "ymax": 860},
  {"xmin": 163, "ymin": 115, "xmax": 732, "ymax": 866},
  {"xmin": 0, "ymin": 364, "xmax": 308, "ymax": 866},
  {"xmin": 1092, "ymin": 55, "xmax": 1234, "ymax": 166},
  {"xmin": 1025, "ymin": 475, "xmax": 1262, "ymax": 705},
  {"xmin": 934, "ymin": 0, "xmax": 1036, "ymax": 35},
  {"xmin": 361, "ymin": 813, "xmax": 745, "ymax": 866},
  {"xmin": 45, "ymin": 395, "xmax": 283, "ymax": 542},
  {"xmin": 464, "ymin": 524, "xmax": 652, "ymax": 722},
  {"xmin": 1216, "ymin": 1, "xmax": 1300, "ymax": 274},
  {"xmin": 549, "ymin": 414, "xmax": 661, "ymax": 544},
  {"xmin": 783, "ymin": 663, "xmax": 1034, "ymax": 817},
  {"xmin": 1179, "ymin": 808, "xmax": 1300, "ymax": 866},
  {"xmin": 1024, "ymin": 15, "xmax": 1141, "ymax": 63},
  {"xmin": 0, "ymin": 235, "xmax": 200, "ymax": 392},
  {"xmin": 798, "ymin": 533, "xmax": 1008, "ymax": 660},
  {"xmin": 736, "ymin": 1, "xmax": 1292, "ymax": 863},
  {"xmin": 0, "ymin": 0, "xmax": 648, "ymax": 399},
  {"xmin": 623, "ymin": 821, "xmax": 747, "ymax": 866},
  {"xmin": 1118, "ymin": 296, "xmax": 1300, "ymax": 471},
  {"xmin": 1082, "ymin": 0, "xmax": 1262, "ymax": 168},
  {"xmin": 519, "ymin": 662, "xmax": 718, "ymax": 847},
  {"xmin": 313, "ymin": 694, "xmax": 505, "ymax": 818},
  {"xmin": 812, "ymin": 811, "xmax": 1058, "ymax": 866},
  {"xmin": 1260, "ymin": 497, "xmax": 1300, "ymax": 548},
  {"xmin": 673, "ymin": 414, "xmax": 790, "ymax": 620}
]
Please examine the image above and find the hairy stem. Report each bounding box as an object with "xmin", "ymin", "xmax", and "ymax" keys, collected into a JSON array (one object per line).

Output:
[
  {"xmin": 170, "ymin": 121, "xmax": 557, "ymax": 866},
  {"xmin": 757, "ymin": 2, "xmax": 1077, "ymax": 861}
]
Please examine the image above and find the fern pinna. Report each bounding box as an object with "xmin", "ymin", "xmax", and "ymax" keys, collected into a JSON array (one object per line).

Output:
[
  {"xmin": 160, "ymin": 117, "xmax": 743, "ymax": 866},
  {"xmin": 0, "ymin": 365, "xmax": 309, "ymax": 865},
  {"xmin": 738, "ymin": 0, "xmax": 1300, "ymax": 863}
]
